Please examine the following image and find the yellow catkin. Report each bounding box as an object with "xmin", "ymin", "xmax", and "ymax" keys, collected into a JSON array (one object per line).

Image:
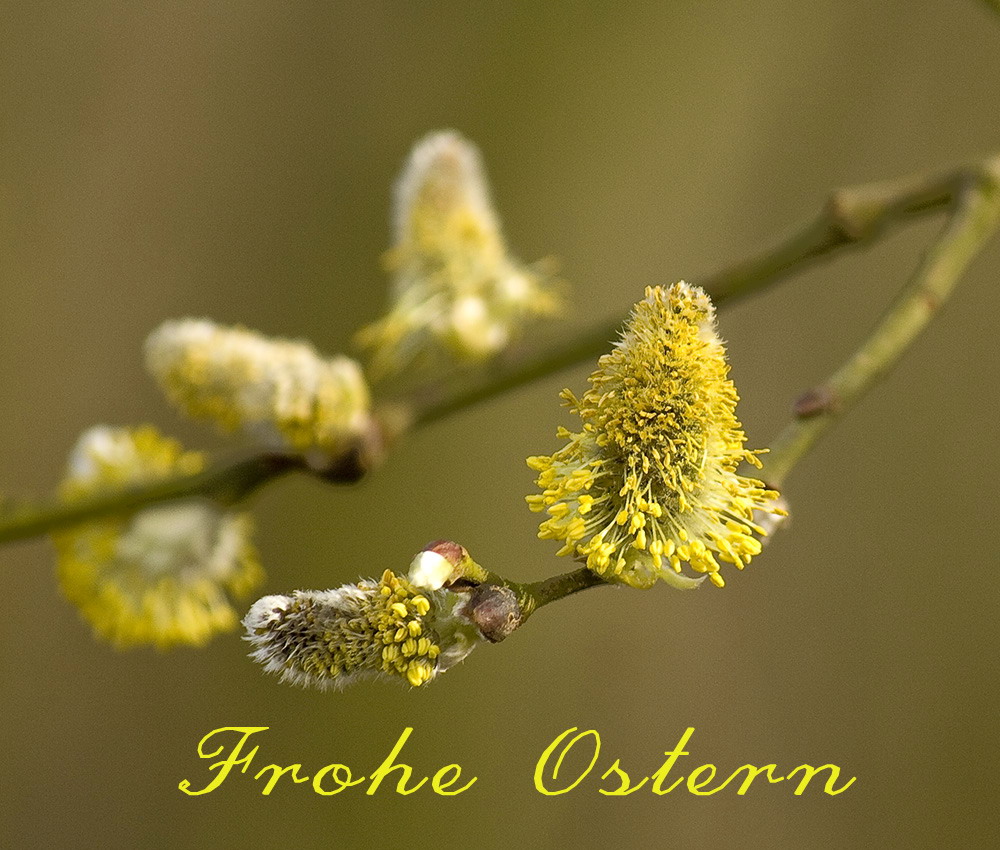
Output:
[
  {"xmin": 526, "ymin": 282, "xmax": 785, "ymax": 590},
  {"xmin": 52, "ymin": 426, "xmax": 262, "ymax": 648},
  {"xmin": 243, "ymin": 568, "xmax": 482, "ymax": 691},
  {"xmin": 145, "ymin": 319, "xmax": 370, "ymax": 458},
  {"xmin": 356, "ymin": 130, "xmax": 562, "ymax": 378}
]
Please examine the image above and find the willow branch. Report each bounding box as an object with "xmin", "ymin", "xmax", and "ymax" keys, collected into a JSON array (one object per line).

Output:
[
  {"xmin": 1, "ymin": 156, "xmax": 996, "ymax": 550},
  {"xmin": 438, "ymin": 565, "xmax": 610, "ymax": 644},
  {"xmin": 0, "ymin": 453, "xmax": 306, "ymax": 545},
  {"xmin": 518, "ymin": 568, "xmax": 610, "ymax": 617},
  {"xmin": 763, "ymin": 158, "xmax": 1000, "ymax": 487}
]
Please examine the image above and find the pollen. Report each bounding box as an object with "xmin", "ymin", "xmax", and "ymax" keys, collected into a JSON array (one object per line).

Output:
[{"xmin": 526, "ymin": 282, "xmax": 785, "ymax": 590}]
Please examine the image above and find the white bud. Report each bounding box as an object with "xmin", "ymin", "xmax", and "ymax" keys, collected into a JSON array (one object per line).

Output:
[{"xmin": 408, "ymin": 550, "xmax": 454, "ymax": 591}]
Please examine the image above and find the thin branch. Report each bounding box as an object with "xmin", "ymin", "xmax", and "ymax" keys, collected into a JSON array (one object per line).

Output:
[
  {"xmin": 763, "ymin": 159, "xmax": 1000, "ymax": 486},
  {"xmin": 519, "ymin": 568, "xmax": 611, "ymax": 618},
  {"xmin": 0, "ymin": 453, "xmax": 306, "ymax": 546}
]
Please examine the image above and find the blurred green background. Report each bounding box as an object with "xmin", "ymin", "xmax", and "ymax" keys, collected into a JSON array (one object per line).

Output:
[{"xmin": 2, "ymin": 1, "xmax": 999, "ymax": 847}]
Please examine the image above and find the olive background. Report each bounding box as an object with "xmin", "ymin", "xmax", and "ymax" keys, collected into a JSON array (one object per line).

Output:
[{"xmin": 2, "ymin": 2, "xmax": 998, "ymax": 848}]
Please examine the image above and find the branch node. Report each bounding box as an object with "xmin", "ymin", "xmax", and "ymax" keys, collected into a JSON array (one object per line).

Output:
[
  {"xmin": 462, "ymin": 584, "xmax": 522, "ymax": 643},
  {"xmin": 793, "ymin": 386, "xmax": 838, "ymax": 419},
  {"xmin": 825, "ymin": 191, "xmax": 878, "ymax": 243},
  {"xmin": 308, "ymin": 416, "xmax": 390, "ymax": 484},
  {"xmin": 918, "ymin": 286, "xmax": 943, "ymax": 314}
]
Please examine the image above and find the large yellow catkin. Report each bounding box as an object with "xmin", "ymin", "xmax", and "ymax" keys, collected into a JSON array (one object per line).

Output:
[{"xmin": 527, "ymin": 282, "xmax": 785, "ymax": 590}]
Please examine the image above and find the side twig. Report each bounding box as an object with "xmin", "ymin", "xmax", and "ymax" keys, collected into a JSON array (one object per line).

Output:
[{"xmin": 763, "ymin": 158, "xmax": 1000, "ymax": 486}]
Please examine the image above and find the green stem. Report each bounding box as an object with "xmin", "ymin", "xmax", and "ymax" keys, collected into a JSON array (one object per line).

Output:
[
  {"xmin": 0, "ymin": 453, "xmax": 305, "ymax": 545},
  {"xmin": 764, "ymin": 163, "xmax": 1000, "ymax": 486},
  {"xmin": 518, "ymin": 568, "xmax": 611, "ymax": 619},
  {"xmin": 457, "ymin": 567, "xmax": 612, "ymax": 640}
]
